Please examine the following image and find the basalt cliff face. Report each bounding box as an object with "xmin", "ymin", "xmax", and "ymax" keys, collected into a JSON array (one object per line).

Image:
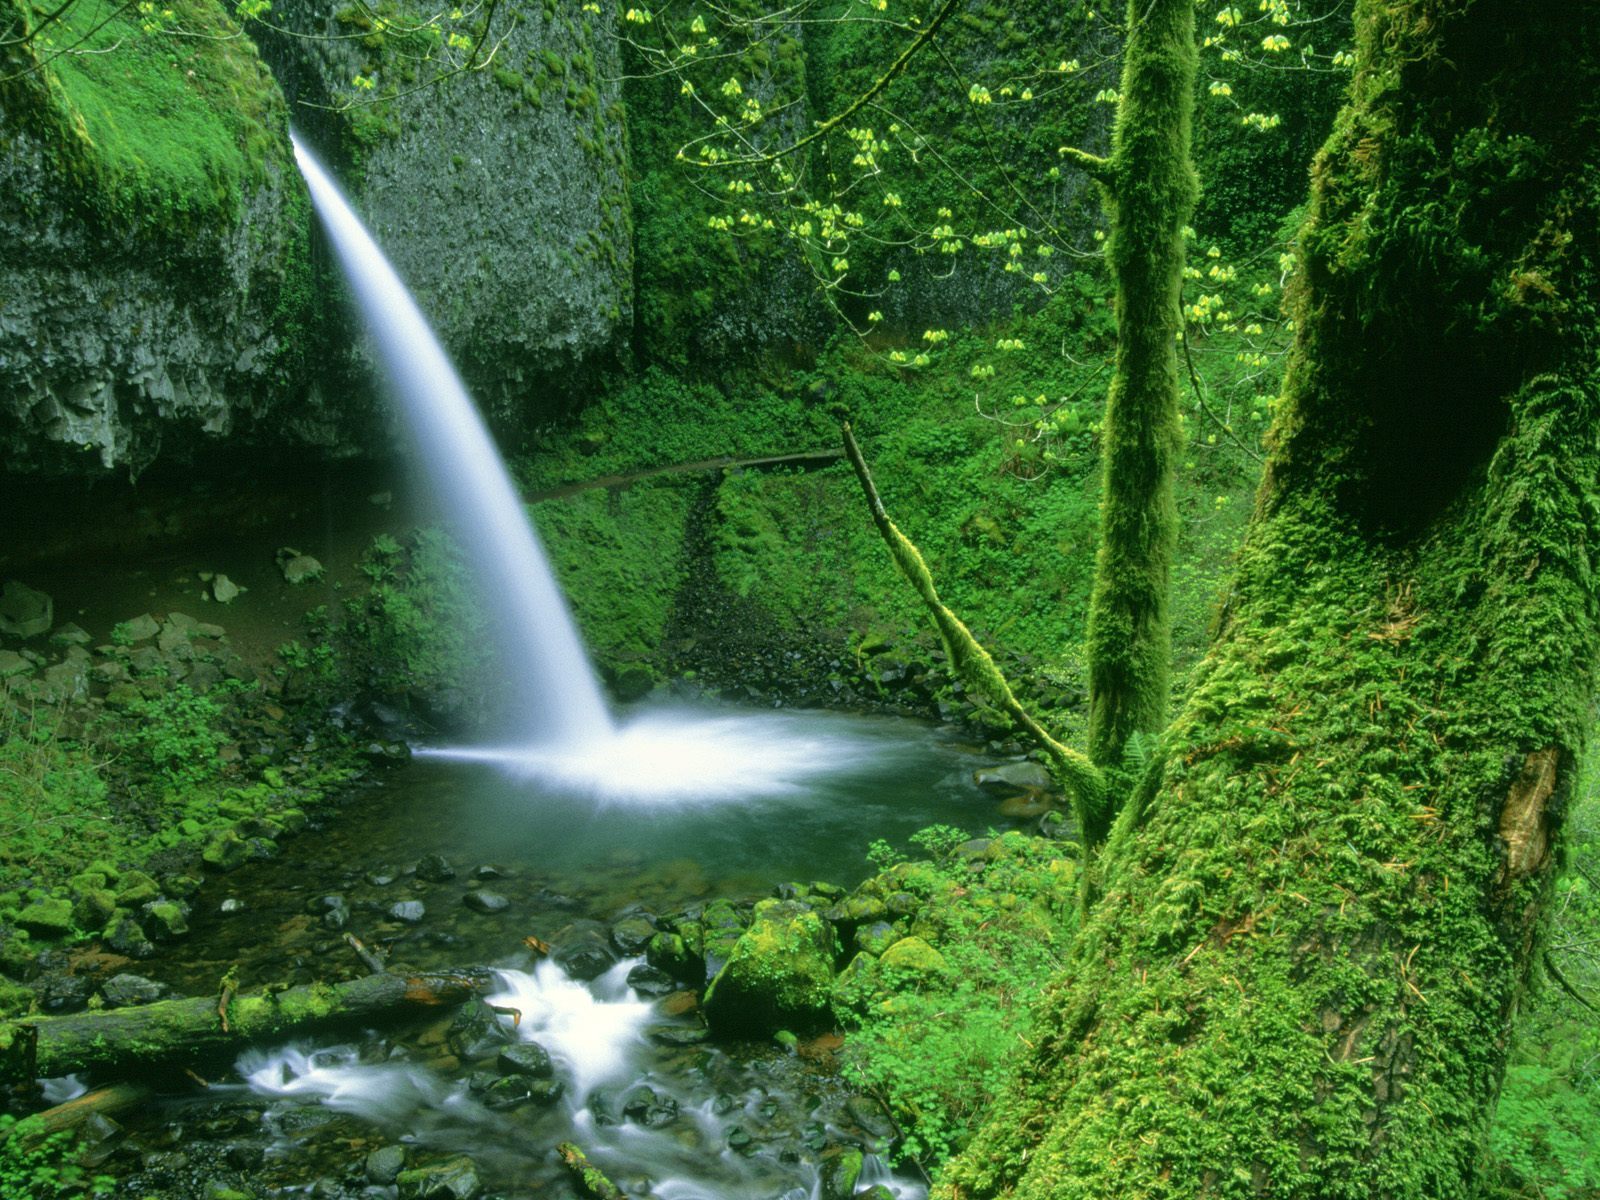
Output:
[{"xmin": 0, "ymin": 0, "xmax": 631, "ymax": 474}]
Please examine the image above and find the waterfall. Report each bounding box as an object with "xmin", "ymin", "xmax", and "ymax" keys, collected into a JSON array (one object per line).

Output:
[{"xmin": 292, "ymin": 134, "xmax": 613, "ymax": 747}]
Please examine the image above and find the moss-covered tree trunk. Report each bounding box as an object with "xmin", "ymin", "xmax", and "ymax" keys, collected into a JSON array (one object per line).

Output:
[
  {"xmin": 938, "ymin": 1, "xmax": 1600, "ymax": 1195},
  {"xmin": 1082, "ymin": 0, "xmax": 1196, "ymax": 797}
]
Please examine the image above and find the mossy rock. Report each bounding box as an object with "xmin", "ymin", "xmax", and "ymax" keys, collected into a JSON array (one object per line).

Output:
[
  {"xmin": 704, "ymin": 899, "xmax": 838, "ymax": 1038},
  {"xmin": 0, "ymin": 976, "xmax": 34, "ymax": 1018},
  {"xmin": 16, "ymin": 897, "xmax": 73, "ymax": 938},
  {"xmin": 113, "ymin": 869, "xmax": 161, "ymax": 907},
  {"xmin": 645, "ymin": 931, "xmax": 702, "ymax": 986},
  {"xmin": 202, "ymin": 830, "xmax": 249, "ymax": 871},
  {"xmin": 71, "ymin": 887, "xmax": 117, "ymax": 933},
  {"xmin": 877, "ymin": 935, "xmax": 947, "ymax": 977}
]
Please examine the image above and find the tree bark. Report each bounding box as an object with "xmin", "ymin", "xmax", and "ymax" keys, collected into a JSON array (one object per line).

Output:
[
  {"xmin": 0, "ymin": 971, "xmax": 489, "ymax": 1087},
  {"xmin": 1082, "ymin": 0, "xmax": 1197, "ymax": 793},
  {"xmin": 938, "ymin": 1, "xmax": 1600, "ymax": 1196}
]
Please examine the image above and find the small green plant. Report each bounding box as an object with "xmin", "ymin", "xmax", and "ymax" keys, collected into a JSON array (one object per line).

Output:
[
  {"xmin": 0, "ymin": 1115, "xmax": 116, "ymax": 1198},
  {"xmin": 839, "ymin": 832, "xmax": 1079, "ymax": 1169},
  {"xmin": 866, "ymin": 838, "xmax": 905, "ymax": 872},
  {"xmin": 112, "ymin": 681, "xmax": 249, "ymax": 791}
]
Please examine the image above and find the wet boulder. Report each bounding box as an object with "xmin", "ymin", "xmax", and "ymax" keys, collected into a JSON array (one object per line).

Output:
[
  {"xmin": 704, "ymin": 899, "xmax": 838, "ymax": 1037},
  {"xmin": 396, "ymin": 1154, "xmax": 482, "ymax": 1200},
  {"xmin": 551, "ymin": 920, "xmax": 616, "ymax": 981},
  {"xmin": 497, "ymin": 1042, "xmax": 554, "ymax": 1078},
  {"xmin": 447, "ymin": 999, "xmax": 513, "ymax": 1061}
]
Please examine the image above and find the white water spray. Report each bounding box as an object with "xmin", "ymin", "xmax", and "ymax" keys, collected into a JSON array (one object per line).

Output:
[{"xmin": 293, "ymin": 135, "xmax": 612, "ymax": 746}]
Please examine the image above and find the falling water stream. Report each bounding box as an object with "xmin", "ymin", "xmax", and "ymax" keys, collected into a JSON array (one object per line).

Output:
[{"xmin": 280, "ymin": 138, "xmax": 936, "ymax": 1197}]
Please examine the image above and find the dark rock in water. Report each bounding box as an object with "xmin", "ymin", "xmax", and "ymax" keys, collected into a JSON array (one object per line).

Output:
[
  {"xmin": 589, "ymin": 1089, "xmax": 622, "ymax": 1127},
  {"xmin": 415, "ymin": 854, "xmax": 456, "ymax": 884},
  {"xmin": 223, "ymin": 1142, "xmax": 264, "ymax": 1172},
  {"xmin": 308, "ymin": 895, "xmax": 350, "ymax": 930},
  {"xmin": 974, "ymin": 760, "xmax": 1054, "ymax": 793},
  {"xmin": 856, "ymin": 1188, "xmax": 896, "ymax": 1200},
  {"xmin": 527, "ymin": 1078, "xmax": 565, "ymax": 1105},
  {"xmin": 366, "ymin": 870, "xmax": 397, "ymax": 887},
  {"xmin": 482, "ymin": 1074, "xmax": 534, "ymax": 1110},
  {"xmin": 621, "ymin": 1084, "xmax": 679, "ymax": 1128},
  {"xmin": 819, "ymin": 1147, "xmax": 864, "ymax": 1200},
  {"xmin": 0, "ymin": 580, "xmax": 52, "ymax": 639},
  {"xmin": 625, "ymin": 964, "xmax": 677, "ymax": 996},
  {"xmin": 447, "ymin": 1000, "xmax": 512, "ymax": 1061},
  {"xmin": 845, "ymin": 1094, "xmax": 898, "ymax": 1141},
  {"xmin": 551, "ymin": 920, "xmax": 616, "ymax": 981},
  {"xmin": 462, "ymin": 890, "xmax": 509, "ymax": 915},
  {"xmin": 366, "ymin": 1145, "xmax": 408, "ymax": 1186},
  {"xmin": 727, "ymin": 1124, "xmax": 756, "ymax": 1155},
  {"xmin": 472, "ymin": 865, "xmax": 504, "ymax": 880},
  {"xmin": 140, "ymin": 901, "xmax": 189, "ymax": 942},
  {"xmin": 645, "ymin": 932, "xmax": 701, "ymax": 986},
  {"xmin": 277, "ymin": 551, "xmax": 325, "ymax": 585},
  {"xmin": 647, "ymin": 1024, "xmax": 709, "ymax": 1047},
  {"xmin": 389, "ymin": 901, "xmax": 426, "ymax": 924},
  {"xmin": 496, "ymin": 1042, "xmax": 554, "ymax": 1079},
  {"xmin": 100, "ymin": 974, "xmax": 169, "ymax": 1008},
  {"xmin": 396, "ymin": 1154, "xmax": 482, "ymax": 1200},
  {"xmin": 610, "ymin": 915, "xmax": 657, "ymax": 955}
]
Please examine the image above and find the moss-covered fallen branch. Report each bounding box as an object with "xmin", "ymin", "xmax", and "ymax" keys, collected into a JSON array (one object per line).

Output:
[
  {"xmin": 842, "ymin": 422, "xmax": 1108, "ymax": 843},
  {"xmin": 0, "ymin": 970, "xmax": 490, "ymax": 1086}
]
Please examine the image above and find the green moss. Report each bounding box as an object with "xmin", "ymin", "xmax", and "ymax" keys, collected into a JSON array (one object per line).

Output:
[{"xmin": 3, "ymin": 0, "xmax": 288, "ymax": 235}]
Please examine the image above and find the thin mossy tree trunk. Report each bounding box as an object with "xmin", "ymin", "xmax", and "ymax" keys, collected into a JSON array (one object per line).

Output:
[
  {"xmin": 937, "ymin": 2, "xmax": 1600, "ymax": 1196},
  {"xmin": 842, "ymin": 423, "xmax": 1106, "ymax": 838},
  {"xmin": 1080, "ymin": 0, "xmax": 1197, "ymax": 787}
]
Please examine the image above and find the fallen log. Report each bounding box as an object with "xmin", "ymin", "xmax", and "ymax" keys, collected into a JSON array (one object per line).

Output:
[
  {"xmin": 0, "ymin": 970, "xmax": 490, "ymax": 1087},
  {"xmin": 1, "ymin": 1083, "xmax": 151, "ymax": 1153}
]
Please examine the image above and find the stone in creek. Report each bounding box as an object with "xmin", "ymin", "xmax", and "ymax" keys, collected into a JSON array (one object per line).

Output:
[
  {"xmin": 625, "ymin": 963, "xmax": 677, "ymax": 996},
  {"xmin": 727, "ymin": 1125, "xmax": 757, "ymax": 1156},
  {"xmin": 48, "ymin": 623, "xmax": 90, "ymax": 648},
  {"xmin": 819, "ymin": 1147, "xmax": 864, "ymax": 1200},
  {"xmin": 648, "ymin": 1024, "xmax": 710, "ymax": 1047},
  {"xmin": 482, "ymin": 1075, "xmax": 534, "ymax": 1110},
  {"xmin": 496, "ymin": 1042, "xmax": 554, "ymax": 1079},
  {"xmin": 657, "ymin": 990, "xmax": 699, "ymax": 1017},
  {"xmin": 461, "ymin": 890, "xmax": 508, "ymax": 915},
  {"xmin": 389, "ymin": 901, "xmax": 426, "ymax": 924},
  {"xmin": 447, "ymin": 1000, "xmax": 512, "ymax": 1061},
  {"xmin": 210, "ymin": 575, "xmax": 243, "ymax": 604},
  {"xmin": 610, "ymin": 914, "xmax": 657, "ymax": 955},
  {"xmin": 472, "ymin": 865, "xmax": 504, "ymax": 880},
  {"xmin": 0, "ymin": 649, "xmax": 31, "ymax": 678},
  {"xmin": 366, "ymin": 1145, "xmax": 408, "ymax": 1186},
  {"xmin": 219, "ymin": 898, "xmax": 245, "ymax": 915},
  {"xmin": 414, "ymin": 854, "xmax": 456, "ymax": 883},
  {"xmin": 856, "ymin": 1188, "xmax": 896, "ymax": 1200},
  {"xmin": 104, "ymin": 912, "xmax": 155, "ymax": 959},
  {"xmin": 0, "ymin": 580, "xmax": 51, "ymax": 638},
  {"xmin": 973, "ymin": 760, "xmax": 1054, "ymax": 793},
  {"xmin": 551, "ymin": 920, "xmax": 616, "ymax": 981},
  {"xmin": 621, "ymin": 1084, "xmax": 679, "ymax": 1128},
  {"xmin": 367, "ymin": 870, "xmax": 397, "ymax": 887},
  {"xmin": 396, "ymin": 1154, "xmax": 482, "ymax": 1200}
]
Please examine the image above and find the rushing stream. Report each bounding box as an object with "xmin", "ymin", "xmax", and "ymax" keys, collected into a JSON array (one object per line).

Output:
[{"xmin": 103, "ymin": 706, "xmax": 1009, "ymax": 1199}]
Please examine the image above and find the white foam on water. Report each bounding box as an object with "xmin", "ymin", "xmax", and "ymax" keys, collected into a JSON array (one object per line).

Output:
[{"xmin": 485, "ymin": 959, "xmax": 654, "ymax": 1098}]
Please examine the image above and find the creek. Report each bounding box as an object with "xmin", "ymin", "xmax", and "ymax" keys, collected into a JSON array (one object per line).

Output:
[{"xmin": 93, "ymin": 708, "xmax": 1017, "ymax": 1199}]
